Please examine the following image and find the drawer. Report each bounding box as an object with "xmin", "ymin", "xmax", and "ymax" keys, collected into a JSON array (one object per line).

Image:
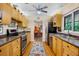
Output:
[
  {"xmin": 63, "ymin": 52, "xmax": 70, "ymax": 56},
  {"xmin": 68, "ymin": 43, "xmax": 78, "ymax": 53},
  {"xmin": 63, "ymin": 41, "xmax": 79, "ymax": 56},
  {"xmin": 63, "ymin": 41, "xmax": 69, "ymax": 49}
]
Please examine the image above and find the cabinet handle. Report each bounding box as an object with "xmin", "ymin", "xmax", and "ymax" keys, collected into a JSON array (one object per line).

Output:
[
  {"xmin": 67, "ymin": 46, "xmax": 69, "ymax": 48},
  {"xmin": 0, "ymin": 50, "xmax": 2, "ymax": 52},
  {"xmin": 67, "ymin": 54, "xmax": 69, "ymax": 56}
]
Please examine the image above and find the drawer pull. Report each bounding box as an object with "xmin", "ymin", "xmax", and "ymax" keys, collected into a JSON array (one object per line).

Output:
[
  {"xmin": 67, "ymin": 46, "xmax": 69, "ymax": 48},
  {"xmin": 0, "ymin": 50, "xmax": 2, "ymax": 52}
]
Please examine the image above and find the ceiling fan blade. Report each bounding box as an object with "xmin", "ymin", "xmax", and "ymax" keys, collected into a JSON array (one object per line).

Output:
[
  {"xmin": 40, "ymin": 9, "xmax": 47, "ymax": 13},
  {"xmin": 41, "ymin": 6, "xmax": 48, "ymax": 9}
]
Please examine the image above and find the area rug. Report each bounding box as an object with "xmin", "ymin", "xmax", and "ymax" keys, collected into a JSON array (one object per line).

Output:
[{"xmin": 29, "ymin": 42, "xmax": 46, "ymax": 56}]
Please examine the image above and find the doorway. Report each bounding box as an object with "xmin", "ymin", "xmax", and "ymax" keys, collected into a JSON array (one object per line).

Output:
[{"xmin": 34, "ymin": 21, "xmax": 43, "ymax": 42}]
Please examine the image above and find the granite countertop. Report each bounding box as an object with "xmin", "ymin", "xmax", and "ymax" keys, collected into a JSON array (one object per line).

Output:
[
  {"xmin": 49, "ymin": 33, "xmax": 79, "ymax": 47},
  {"xmin": 0, "ymin": 31, "xmax": 29, "ymax": 47},
  {"xmin": 0, "ymin": 36, "xmax": 20, "ymax": 47}
]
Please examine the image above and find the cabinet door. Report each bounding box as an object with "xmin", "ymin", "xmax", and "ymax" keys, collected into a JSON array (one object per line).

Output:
[
  {"xmin": 52, "ymin": 36, "xmax": 57, "ymax": 55},
  {"xmin": 0, "ymin": 4, "xmax": 12, "ymax": 24},
  {"xmin": 53, "ymin": 14, "xmax": 62, "ymax": 27},
  {"xmin": 62, "ymin": 41, "xmax": 79, "ymax": 56},
  {"xmin": 56, "ymin": 38, "xmax": 63, "ymax": 56},
  {"xmin": 11, "ymin": 38, "xmax": 21, "ymax": 56},
  {"xmin": 27, "ymin": 32, "xmax": 31, "ymax": 46},
  {"xmin": 0, "ymin": 43, "xmax": 10, "ymax": 56},
  {"xmin": 2, "ymin": 11, "xmax": 11, "ymax": 24}
]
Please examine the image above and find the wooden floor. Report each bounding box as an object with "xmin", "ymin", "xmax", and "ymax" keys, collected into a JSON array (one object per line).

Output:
[
  {"xmin": 23, "ymin": 41, "xmax": 55, "ymax": 56},
  {"xmin": 43, "ymin": 42, "xmax": 55, "ymax": 56},
  {"xmin": 23, "ymin": 42, "xmax": 33, "ymax": 56}
]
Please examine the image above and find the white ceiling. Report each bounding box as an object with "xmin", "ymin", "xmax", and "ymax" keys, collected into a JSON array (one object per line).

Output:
[
  {"xmin": 10, "ymin": 3, "xmax": 64, "ymax": 24},
  {"xmin": 12, "ymin": 3, "xmax": 64, "ymax": 16}
]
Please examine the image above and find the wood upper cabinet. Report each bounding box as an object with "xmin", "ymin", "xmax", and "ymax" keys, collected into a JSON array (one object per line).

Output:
[
  {"xmin": 0, "ymin": 3, "xmax": 12, "ymax": 24},
  {"xmin": 53, "ymin": 14, "xmax": 62, "ymax": 27},
  {"xmin": 21, "ymin": 16, "xmax": 28, "ymax": 28},
  {"xmin": 2, "ymin": 11, "xmax": 11, "ymax": 24},
  {"xmin": 12, "ymin": 8, "xmax": 19, "ymax": 21}
]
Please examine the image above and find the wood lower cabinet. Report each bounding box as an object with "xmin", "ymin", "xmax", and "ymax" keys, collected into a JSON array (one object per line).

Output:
[
  {"xmin": 52, "ymin": 36, "xmax": 79, "ymax": 56},
  {"xmin": 52, "ymin": 36, "xmax": 57, "ymax": 55},
  {"xmin": 0, "ymin": 38, "xmax": 21, "ymax": 56},
  {"xmin": 56, "ymin": 38, "xmax": 63, "ymax": 56},
  {"xmin": 26, "ymin": 32, "xmax": 31, "ymax": 46},
  {"xmin": 0, "ymin": 43, "xmax": 11, "ymax": 56},
  {"xmin": 62, "ymin": 41, "xmax": 79, "ymax": 56},
  {"xmin": 10, "ymin": 38, "xmax": 21, "ymax": 56},
  {"xmin": 52, "ymin": 36, "xmax": 62, "ymax": 56}
]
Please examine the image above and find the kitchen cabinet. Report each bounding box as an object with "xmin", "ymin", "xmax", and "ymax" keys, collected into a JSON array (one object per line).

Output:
[
  {"xmin": 2, "ymin": 11, "xmax": 11, "ymax": 25},
  {"xmin": 21, "ymin": 16, "xmax": 28, "ymax": 28},
  {"xmin": 53, "ymin": 14, "xmax": 62, "ymax": 27},
  {"xmin": 10, "ymin": 38, "xmax": 21, "ymax": 56},
  {"xmin": 12, "ymin": 8, "xmax": 19, "ymax": 21},
  {"xmin": 26, "ymin": 32, "xmax": 31, "ymax": 46},
  {"xmin": 0, "ymin": 43, "xmax": 11, "ymax": 56},
  {"xmin": 52, "ymin": 36, "xmax": 63, "ymax": 56},
  {"xmin": 0, "ymin": 4, "xmax": 12, "ymax": 24},
  {"xmin": 56, "ymin": 38, "xmax": 63, "ymax": 56},
  {"xmin": 62, "ymin": 41, "xmax": 79, "ymax": 56},
  {"xmin": 0, "ymin": 37, "xmax": 21, "ymax": 56},
  {"xmin": 52, "ymin": 36, "xmax": 79, "ymax": 56},
  {"xmin": 18, "ymin": 15, "xmax": 27, "ymax": 28},
  {"xmin": 52, "ymin": 36, "xmax": 57, "ymax": 55}
]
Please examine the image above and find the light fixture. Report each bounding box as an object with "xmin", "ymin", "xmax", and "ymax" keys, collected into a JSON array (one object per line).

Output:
[{"xmin": 37, "ymin": 11, "xmax": 41, "ymax": 14}]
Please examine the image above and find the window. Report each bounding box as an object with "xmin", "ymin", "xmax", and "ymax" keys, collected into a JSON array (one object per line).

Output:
[
  {"xmin": 74, "ymin": 10, "xmax": 79, "ymax": 31},
  {"xmin": 64, "ymin": 14, "xmax": 72, "ymax": 30}
]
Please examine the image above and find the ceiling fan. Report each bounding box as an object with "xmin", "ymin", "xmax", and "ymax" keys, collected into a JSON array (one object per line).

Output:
[
  {"xmin": 27, "ymin": 4, "xmax": 48, "ymax": 14},
  {"xmin": 33, "ymin": 4, "xmax": 48, "ymax": 13}
]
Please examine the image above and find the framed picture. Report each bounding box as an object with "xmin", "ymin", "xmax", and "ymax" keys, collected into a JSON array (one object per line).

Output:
[
  {"xmin": 0, "ymin": 10, "xmax": 3, "ymax": 20},
  {"xmin": 0, "ymin": 24, "xmax": 3, "ymax": 34}
]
